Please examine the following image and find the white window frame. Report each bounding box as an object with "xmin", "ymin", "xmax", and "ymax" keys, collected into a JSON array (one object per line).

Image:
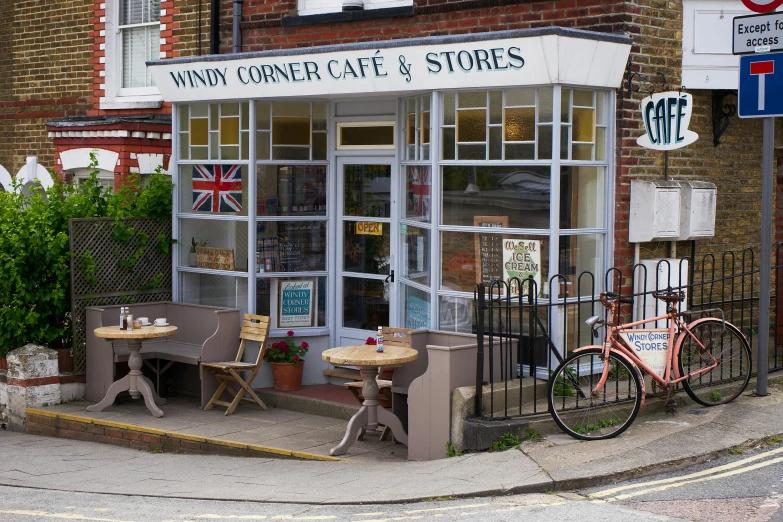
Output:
[
  {"xmin": 297, "ymin": 0, "xmax": 412, "ymax": 16},
  {"xmin": 102, "ymin": 0, "xmax": 163, "ymax": 110}
]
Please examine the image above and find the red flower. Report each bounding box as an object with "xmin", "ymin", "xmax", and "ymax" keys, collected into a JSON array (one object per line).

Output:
[
  {"xmin": 287, "ymin": 330, "xmax": 295, "ymax": 337},
  {"xmin": 281, "ymin": 345, "xmax": 290, "ymax": 353},
  {"xmin": 365, "ymin": 336, "xmax": 377, "ymax": 345},
  {"xmin": 301, "ymin": 341, "xmax": 309, "ymax": 349},
  {"xmin": 293, "ymin": 355, "xmax": 299, "ymax": 361}
]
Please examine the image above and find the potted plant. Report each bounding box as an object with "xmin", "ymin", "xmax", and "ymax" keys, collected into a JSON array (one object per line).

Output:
[
  {"xmin": 189, "ymin": 237, "xmax": 208, "ymax": 267},
  {"xmin": 264, "ymin": 330, "xmax": 309, "ymax": 391}
]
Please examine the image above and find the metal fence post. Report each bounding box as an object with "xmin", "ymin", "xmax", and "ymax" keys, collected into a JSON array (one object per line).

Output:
[{"xmin": 475, "ymin": 286, "xmax": 485, "ymax": 417}]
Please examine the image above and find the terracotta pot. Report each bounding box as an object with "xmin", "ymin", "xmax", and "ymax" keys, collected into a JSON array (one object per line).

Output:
[
  {"xmin": 0, "ymin": 357, "xmax": 6, "ymax": 371},
  {"xmin": 56, "ymin": 349, "xmax": 73, "ymax": 373},
  {"xmin": 270, "ymin": 361, "xmax": 304, "ymax": 391}
]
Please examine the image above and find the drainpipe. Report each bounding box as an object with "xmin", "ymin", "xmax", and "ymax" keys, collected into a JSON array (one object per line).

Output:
[
  {"xmin": 232, "ymin": 0, "xmax": 242, "ymax": 54},
  {"xmin": 209, "ymin": 0, "xmax": 219, "ymax": 54}
]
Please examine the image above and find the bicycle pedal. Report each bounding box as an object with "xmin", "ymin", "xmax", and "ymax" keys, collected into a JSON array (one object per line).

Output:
[{"xmin": 665, "ymin": 399, "xmax": 678, "ymax": 414}]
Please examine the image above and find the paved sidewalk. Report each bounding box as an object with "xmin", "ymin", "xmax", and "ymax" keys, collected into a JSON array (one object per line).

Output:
[{"xmin": 2, "ymin": 384, "xmax": 783, "ymax": 504}]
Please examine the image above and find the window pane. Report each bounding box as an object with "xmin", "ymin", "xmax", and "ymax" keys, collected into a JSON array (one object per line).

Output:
[
  {"xmin": 561, "ymin": 89, "xmax": 571, "ymax": 123},
  {"xmin": 457, "ymin": 109, "xmax": 486, "ymax": 142},
  {"xmin": 559, "ymin": 166, "xmax": 605, "ymax": 229},
  {"xmin": 458, "ymin": 91, "xmax": 487, "ymax": 108},
  {"xmin": 596, "ymin": 91, "xmax": 607, "ymax": 125},
  {"xmin": 506, "ymin": 88, "xmax": 535, "ymax": 106},
  {"xmin": 572, "ymin": 144, "xmax": 593, "ymax": 161},
  {"xmin": 537, "ymin": 125, "xmax": 553, "ymax": 160},
  {"xmin": 538, "ymin": 88, "xmax": 554, "ymax": 123},
  {"xmin": 122, "ymin": 25, "xmax": 158, "ymax": 88},
  {"xmin": 256, "ymin": 131, "xmax": 270, "ymax": 160},
  {"xmin": 489, "ymin": 91, "xmax": 503, "ymax": 124},
  {"xmin": 179, "ymin": 164, "xmax": 248, "ymax": 216},
  {"xmin": 190, "ymin": 118, "xmax": 208, "ymax": 146},
  {"xmin": 179, "ymin": 218, "xmax": 249, "ymax": 270},
  {"xmin": 504, "ymin": 143, "xmax": 535, "ymax": 160},
  {"xmin": 406, "ymin": 113, "xmax": 416, "ymax": 145},
  {"xmin": 405, "ymin": 166, "xmax": 432, "ymax": 222},
  {"xmin": 256, "ymin": 277, "xmax": 326, "ymax": 327},
  {"xmin": 489, "ymin": 127, "xmax": 502, "ymax": 160},
  {"xmin": 343, "ymin": 164, "xmax": 391, "ymax": 218},
  {"xmin": 504, "ymin": 108, "xmax": 535, "ymax": 141},
  {"xmin": 402, "ymin": 225, "xmax": 431, "ymax": 285},
  {"xmin": 404, "ymin": 285, "xmax": 431, "ymax": 329},
  {"xmin": 256, "ymin": 221, "xmax": 326, "ymax": 272},
  {"xmin": 343, "ymin": 277, "xmax": 388, "ymax": 330},
  {"xmin": 273, "ymin": 147, "xmax": 310, "ymax": 160},
  {"xmin": 344, "ymin": 221, "xmax": 390, "ymax": 275},
  {"xmin": 220, "ymin": 117, "xmax": 240, "ymax": 145},
  {"xmin": 256, "ymin": 102, "xmax": 271, "ymax": 130},
  {"xmin": 312, "ymin": 103, "xmax": 327, "ymax": 131},
  {"xmin": 421, "ymin": 111, "xmax": 431, "ymax": 144},
  {"xmin": 441, "ymin": 230, "xmax": 549, "ymax": 292},
  {"xmin": 443, "ymin": 92, "xmax": 456, "ymax": 126},
  {"xmin": 442, "ymin": 128, "xmax": 455, "ymax": 160},
  {"xmin": 572, "ymin": 108, "xmax": 595, "ymax": 142},
  {"xmin": 340, "ymin": 125, "xmax": 394, "ymax": 147},
  {"xmin": 257, "ymin": 165, "xmax": 327, "ymax": 217},
  {"xmin": 596, "ymin": 127, "xmax": 605, "ymax": 161},
  {"xmin": 573, "ymin": 90, "xmax": 594, "ymax": 107},
  {"xmin": 273, "ymin": 117, "xmax": 311, "ymax": 146},
  {"xmin": 441, "ymin": 166, "xmax": 551, "ymax": 228},
  {"xmin": 438, "ymin": 295, "xmax": 474, "ymax": 333},
  {"xmin": 559, "ymin": 234, "xmax": 604, "ymax": 290},
  {"xmin": 180, "ymin": 272, "xmax": 247, "ymax": 317},
  {"xmin": 458, "ymin": 144, "xmax": 486, "ymax": 160},
  {"xmin": 312, "ymin": 132, "xmax": 327, "ymax": 161}
]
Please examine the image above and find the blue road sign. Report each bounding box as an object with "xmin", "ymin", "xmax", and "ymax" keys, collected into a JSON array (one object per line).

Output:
[{"xmin": 739, "ymin": 51, "xmax": 783, "ymax": 117}]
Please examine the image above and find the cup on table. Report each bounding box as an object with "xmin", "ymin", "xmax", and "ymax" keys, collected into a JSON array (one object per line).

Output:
[
  {"xmin": 154, "ymin": 318, "xmax": 167, "ymax": 326},
  {"xmin": 138, "ymin": 316, "xmax": 150, "ymax": 326},
  {"xmin": 133, "ymin": 319, "xmax": 142, "ymax": 329}
]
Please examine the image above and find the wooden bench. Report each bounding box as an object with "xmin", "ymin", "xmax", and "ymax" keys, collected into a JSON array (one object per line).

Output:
[{"xmin": 86, "ymin": 302, "xmax": 240, "ymax": 407}]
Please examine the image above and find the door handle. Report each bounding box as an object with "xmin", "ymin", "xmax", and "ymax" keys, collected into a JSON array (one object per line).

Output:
[{"xmin": 385, "ymin": 270, "xmax": 395, "ymax": 283}]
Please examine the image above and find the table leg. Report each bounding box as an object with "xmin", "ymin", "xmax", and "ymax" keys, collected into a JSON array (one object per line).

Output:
[
  {"xmin": 127, "ymin": 339, "xmax": 144, "ymax": 399},
  {"xmin": 134, "ymin": 375, "xmax": 165, "ymax": 418},
  {"xmin": 361, "ymin": 365, "xmax": 381, "ymax": 431},
  {"xmin": 86, "ymin": 375, "xmax": 130, "ymax": 412},
  {"xmin": 377, "ymin": 405, "xmax": 407, "ymax": 446},
  {"xmin": 330, "ymin": 406, "xmax": 369, "ymax": 456},
  {"xmin": 140, "ymin": 375, "xmax": 167, "ymax": 406}
]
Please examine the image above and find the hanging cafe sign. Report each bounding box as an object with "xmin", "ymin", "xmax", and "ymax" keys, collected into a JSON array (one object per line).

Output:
[
  {"xmin": 636, "ymin": 91, "xmax": 699, "ymax": 151},
  {"xmin": 148, "ymin": 31, "xmax": 632, "ymax": 103}
]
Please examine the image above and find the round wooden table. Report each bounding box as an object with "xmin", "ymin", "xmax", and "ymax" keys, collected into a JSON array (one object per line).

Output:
[
  {"xmin": 87, "ymin": 325, "xmax": 177, "ymax": 418},
  {"xmin": 322, "ymin": 344, "xmax": 418, "ymax": 456}
]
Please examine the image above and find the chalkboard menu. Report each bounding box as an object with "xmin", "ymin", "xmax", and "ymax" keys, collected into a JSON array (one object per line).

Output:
[
  {"xmin": 279, "ymin": 239, "xmax": 303, "ymax": 272},
  {"xmin": 474, "ymin": 216, "xmax": 508, "ymax": 288}
]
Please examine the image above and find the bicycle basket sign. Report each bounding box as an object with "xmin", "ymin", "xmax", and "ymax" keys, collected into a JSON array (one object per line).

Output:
[{"xmin": 619, "ymin": 329, "xmax": 671, "ymax": 376}]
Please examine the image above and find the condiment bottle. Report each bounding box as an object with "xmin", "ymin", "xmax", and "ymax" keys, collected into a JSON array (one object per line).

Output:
[
  {"xmin": 376, "ymin": 326, "xmax": 384, "ymax": 353},
  {"xmin": 120, "ymin": 307, "xmax": 126, "ymax": 330},
  {"xmin": 127, "ymin": 313, "xmax": 134, "ymax": 331}
]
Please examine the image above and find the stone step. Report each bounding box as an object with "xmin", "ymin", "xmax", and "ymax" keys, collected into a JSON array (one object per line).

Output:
[{"xmin": 256, "ymin": 385, "xmax": 360, "ymax": 421}]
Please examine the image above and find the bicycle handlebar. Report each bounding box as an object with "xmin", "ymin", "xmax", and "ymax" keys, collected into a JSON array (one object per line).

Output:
[{"xmin": 600, "ymin": 292, "xmax": 633, "ymax": 307}]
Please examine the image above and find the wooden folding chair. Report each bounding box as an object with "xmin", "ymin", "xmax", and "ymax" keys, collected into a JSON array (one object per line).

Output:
[{"xmin": 202, "ymin": 314, "xmax": 270, "ymax": 415}]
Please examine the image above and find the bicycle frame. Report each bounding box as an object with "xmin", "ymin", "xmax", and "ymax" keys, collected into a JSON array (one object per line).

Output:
[{"xmin": 574, "ymin": 298, "xmax": 721, "ymax": 404}]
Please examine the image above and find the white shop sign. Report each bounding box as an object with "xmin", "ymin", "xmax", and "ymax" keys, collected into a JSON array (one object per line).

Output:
[
  {"xmin": 148, "ymin": 34, "xmax": 631, "ymax": 102},
  {"xmin": 636, "ymin": 92, "xmax": 699, "ymax": 151},
  {"xmin": 619, "ymin": 329, "xmax": 671, "ymax": 377}
]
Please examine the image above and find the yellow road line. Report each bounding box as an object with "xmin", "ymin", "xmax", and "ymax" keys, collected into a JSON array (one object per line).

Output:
[
  {"xmin": 601, "ymin": 454, "xmax": 783, "ymax": 502},
  {"xmin": 0, "ymin": 510, "xmax": 131, "ymax": 522},
  {"xmin": 590, "ymin": 445, "xmax": 783, "ymax": 498},
  {"xmin": 403, "ymin": 503, "xmax": 490, "ymax": 514}
]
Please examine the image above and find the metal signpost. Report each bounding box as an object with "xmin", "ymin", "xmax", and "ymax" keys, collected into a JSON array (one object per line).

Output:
[{"xmin": 735, "ymin": 2, "xmax": 782, "ymax": 394}]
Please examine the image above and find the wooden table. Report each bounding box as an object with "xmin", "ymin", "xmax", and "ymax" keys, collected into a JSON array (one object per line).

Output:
[
  {"xmin": 322, "ymin": 344, "xmax": 418, "ymax": 456},
  {"xmin": 87, "ymin": 325, "xmax": 177, "ymax": 418}
]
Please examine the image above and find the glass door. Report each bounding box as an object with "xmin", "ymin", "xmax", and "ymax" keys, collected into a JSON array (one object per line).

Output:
[{"xmin": 336, "ymin": 157, "xmax": 397, "ymax": 346}]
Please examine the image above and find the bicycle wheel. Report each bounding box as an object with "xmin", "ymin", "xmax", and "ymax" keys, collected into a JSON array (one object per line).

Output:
[
  {"xmin": 679, "ymin": 318, "xmax": 751, "ymax": 406},
  {"xmin": 549, "ymin": 348, "xmax": 642, "ymax": 441}
]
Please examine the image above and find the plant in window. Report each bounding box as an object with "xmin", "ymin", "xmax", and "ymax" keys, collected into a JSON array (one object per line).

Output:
[
  {"xmin": 189, "ymin": 237, "xmax": 209, "ymax": 266},
  {"xmin": 264, "ymin": 330, "xmax": 309, "ymax": 366}
]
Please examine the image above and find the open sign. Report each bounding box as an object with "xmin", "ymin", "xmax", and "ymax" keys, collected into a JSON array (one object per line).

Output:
[{"xmin": 637, "ymin": 92, "xmax": 699, "ymax": 151}]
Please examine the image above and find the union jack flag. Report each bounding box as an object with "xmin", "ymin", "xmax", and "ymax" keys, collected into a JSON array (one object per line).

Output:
[
  {"xmin": 192, "ymin": 165, "xmax": 243, "ymax": 213},
  {"xmin": 408, "ymin": 166, "xmax": 431, "ymax": 221}
]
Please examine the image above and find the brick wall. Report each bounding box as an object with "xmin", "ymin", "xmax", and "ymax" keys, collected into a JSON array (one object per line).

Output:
[{"xmin": 0, "ymin": 1, "xmax": 93, "ymax": 175}]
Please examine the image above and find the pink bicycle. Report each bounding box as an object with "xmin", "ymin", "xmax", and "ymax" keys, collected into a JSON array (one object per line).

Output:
[{"xmin": 549, "ymin": 290, "xmax": 751, "ymax": 440}]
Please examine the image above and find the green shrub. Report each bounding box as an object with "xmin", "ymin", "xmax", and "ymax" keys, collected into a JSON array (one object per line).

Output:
[
  {"xmin": 489, "ymin": 432, "xmax": 521, "ymax": 452},
  {"xmin": 0, "ymin": 160, "xmax": 173, "ymax": 358}
]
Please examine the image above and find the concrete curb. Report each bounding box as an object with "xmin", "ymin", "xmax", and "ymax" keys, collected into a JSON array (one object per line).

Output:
[{"xmin": 25, "ymin": 408, "xmax": 341, "ymax": 462}]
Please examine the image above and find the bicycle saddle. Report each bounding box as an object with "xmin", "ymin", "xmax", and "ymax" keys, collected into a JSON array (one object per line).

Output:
[{"xmin": 652, "ymin": 291, "xmax": 685, "ymax": 303}]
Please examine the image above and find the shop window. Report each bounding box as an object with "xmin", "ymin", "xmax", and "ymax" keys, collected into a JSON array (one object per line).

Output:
[
  {"xmin": 178, "ymin": 219, "xmax": 249, "ymax": 270},
  {"xmin": 255, "ymin": 102, "xmax": 327, "ymax": 161},
  {"xmin": 178, "ymin": 164, "xmax": 248, "ymax": 217},
  {"xmin": 180, "ymin": 272, "xmax": 248, "ymax": 317},
  {"xmin": 403, "ymin": 96, "xmax": 431, "ymax": 161},
  {"xmin": 442, "ymin": 88, "xmax": 554, "ymax": 161},
  {"xmin": 561, "ymin": 89, "xmax": 608, "ymax": 161},
  {"xmin": 404, "ymin": 166, "xmax": 431, "ymax": 223},
  {"xmin": 441, "ymin": 165, "xmax": 551, "ymax": 229},
  {"xmin": 179, "ymin": 103, "xmax": 250, "ymax": 161},
  {"xmin": 257, "ymin": 165, "xmax": 327, "ymax": 217},
  {"xmin": 401, "ymin": 225, "xmax": 430, "ymax": 286},
  {"xmin": 559, "ymin": 166, "xmax": 606, "ymax": 230},
  {"xmin": 256, "ymin": 277, "xmax": 326, "ymax": 328}
]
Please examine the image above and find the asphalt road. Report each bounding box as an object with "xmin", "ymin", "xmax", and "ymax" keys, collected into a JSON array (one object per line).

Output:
[{"xmin": 3, "ymin": 441, "xmax": 783, "ymax": 521}]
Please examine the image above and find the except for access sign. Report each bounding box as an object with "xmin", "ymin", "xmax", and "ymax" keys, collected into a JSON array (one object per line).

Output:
[
  {"xmin": 733, "ymin": 12, "xmax": 783, "ymax": 54},
  {"xmin": 738, "ymin": 52, "xmax": 783, "ymax": 117}
]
